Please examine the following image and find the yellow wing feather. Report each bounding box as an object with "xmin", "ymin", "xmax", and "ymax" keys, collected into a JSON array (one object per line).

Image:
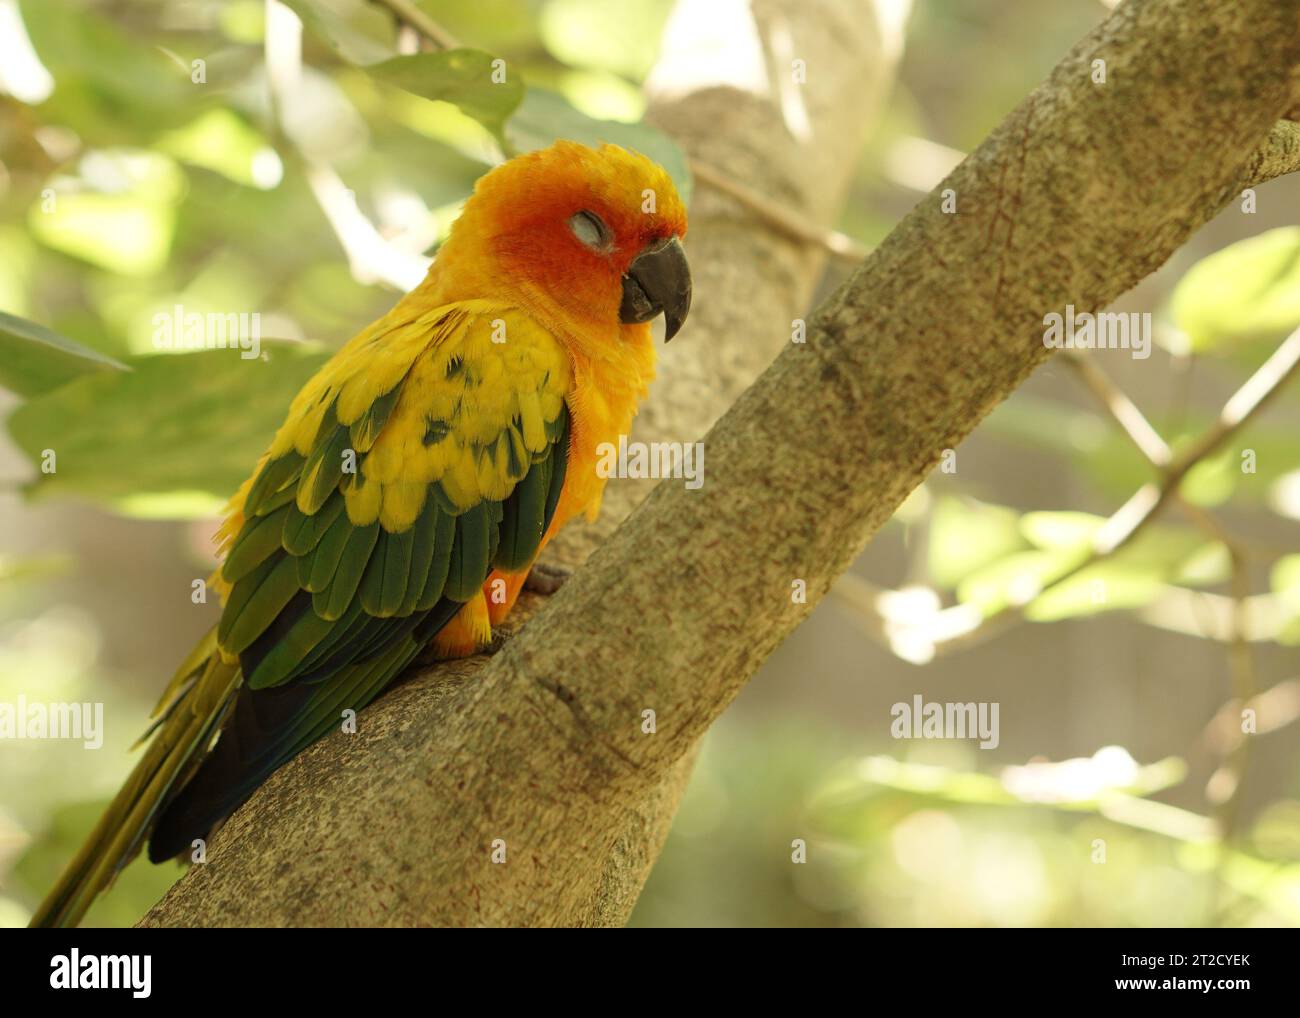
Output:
[{"xmin": 211, "ymin": 300, "xmax": 570, "ymax": 596}]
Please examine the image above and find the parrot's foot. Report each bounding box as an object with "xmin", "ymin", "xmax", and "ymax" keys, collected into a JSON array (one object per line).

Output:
[{"xmin": 524, "ymin": 562, "xmax": 572, "ymax": 595}]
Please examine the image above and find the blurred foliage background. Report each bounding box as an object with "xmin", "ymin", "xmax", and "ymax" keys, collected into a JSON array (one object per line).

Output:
[{"xmin": 1, "ymin": 0, "xmax": 1298, "ymax": 927}]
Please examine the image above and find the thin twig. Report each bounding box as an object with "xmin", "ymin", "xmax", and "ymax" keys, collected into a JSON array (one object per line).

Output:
[
  {"xmin": 833, "ymin": 330, "xmax": 1300, "ymax": 661},
  {"xmin": 1139, "ymin": 586, "xmax": 1283, "ymax": 642},
  {"xmin": 1058, "ymin": 356, "xmax": 1260, "ymax": 742},
  {"xmin": 1059, "ymin": 353, "xmax": 1264, "ymax": 924},
  {"xmin": 1063, "ymin": 352, "xmax": 1170, "ymax": 465},
  {"xmin": 1202, "ymin": 678, "xmax": 1300, "ymax": 749},
  {"xmin": 688, "ymin": 158, "xmax": 869, "ymax": 264},
  {"xmin": 1051, "ymin": 327, "xmax": 1300, "ymax": 583},
  {"xmin": 371, "ymin": 0, "xmax": 460, "ymax": 50}
]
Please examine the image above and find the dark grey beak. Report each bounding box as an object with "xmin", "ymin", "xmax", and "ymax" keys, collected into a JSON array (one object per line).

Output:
[{"xmin": 619, "ymin": 236, "xmax": 692, "ymax": 342}]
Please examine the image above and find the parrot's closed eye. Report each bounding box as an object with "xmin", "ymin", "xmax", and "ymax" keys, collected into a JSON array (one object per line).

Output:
[
  {"xmin": 569, "ymin": 209, "xmax": 611, "ymax": 250},
  {"xmin": 29, "ymin": 139, "xmax": 689, "ymax": 929}
]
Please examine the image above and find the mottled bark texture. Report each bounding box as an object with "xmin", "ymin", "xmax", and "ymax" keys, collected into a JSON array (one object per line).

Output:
[
  {"xmin": 144, "ymin": 0, "xmax": 1300, "ymax": 926},
  {"xmin": 142, "ymin": 0, "xmax": 897, "ymax": 926}
]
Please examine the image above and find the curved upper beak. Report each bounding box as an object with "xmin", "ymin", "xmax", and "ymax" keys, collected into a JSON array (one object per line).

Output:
[{"xmin": 619, "ymin": 236, "xmax": 692, "ymax": 342}]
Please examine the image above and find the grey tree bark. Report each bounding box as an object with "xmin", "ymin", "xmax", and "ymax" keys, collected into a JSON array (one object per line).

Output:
[
  {"xmin": 143, "ymin": 0, "xmax": 1300, "ymax": 926},
  {"xmin": 142, "ymin": 0, "xmax": 900, "ymax": 926}
]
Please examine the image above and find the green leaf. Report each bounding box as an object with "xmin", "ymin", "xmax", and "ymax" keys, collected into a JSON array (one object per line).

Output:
[
  {"xmin": 984, "ymin": 396, "xmax": 1296, "ymax": 505},
  {"xmin": 156, "ymin": 109, "xmax": 279, "ymax": 190},
  {"xmin": 538, "ymin": 0, "xmax": 672, "ymax": 80},
  {"xmin": 280, "ymin": 0, "xmax": 397, "ymax": 65},
  {"xmin": 1169, "ymin": 227, "xmax": 1300, "ymax": 352},
  {"xmin": 1263, "ymin": 555, "xmax": 1300, "ymax": 645},
  {"xmin": 928, "ymin": 495, "xmax": 1026, "ymax": 588},
  {"xmin": 1022, "ymin": 509, "xmax": 1219, "ymax": 574},
  {"xmin": 417, "ymin": 0, "xmax": 538, "ymax": 53},
  {"xmin": 0, "ymin": 553, "xmax": 71, "ymax": 587},
  {"xmin": 1023, "ymin": 513, "xmax": 1220, "ymax": 619},
  {"xmin": 1024, "ymin": 564, "xmax": 1167, "ymax": 622},
  {"xmin": 1020, "ymin": 510, "xmax": 1103, "ymax": 549},
  {"xmin": 506, "ymin": 88, "xmax": 692, "ymax": 203},
  {"xmin": 0, "ymin": 311, "xmax": 127, "ymax": 399},
  {"xmin": 28, "ymin": 151, "xmax": 185, "ymax": 277},
  {"xmin": 6, "ymin": 346, "xmax": 329, "ymax": 517},
  {"xmin": 957, "ymin": 509, "xmax": 1219, "ymax": 621},
  {"xmin": 1270, "ymin": 554, "xmax": 1300, "ymax": 612},
  {"xmin": 18, "ymin": 0, "xmax": 200, "ymax": 143},
  {"xmin": 538, "ymin": 0, "xmax": 676, "ymax": 80},
  {"xmin": 957, "ymin": 548, "xmax": 1085, "ymax": 617},
  {"xmin": 1120, "ymin": 526, "xmax": 1218, "ymax": 574},
  {"xmin": 814, "ymin": 751, "xmax": 1186, "ymax": 815},
  {"xmin": 366, "ymin": 51, "xmax": 525, "ymax": 140},
  {"xmin": 1173, "ymin": 542, "xmax": 1231, "ymax": 587},
  {"xmin": 1179, "ymin": 447, "xmax": 1237, "ymax": 507}
]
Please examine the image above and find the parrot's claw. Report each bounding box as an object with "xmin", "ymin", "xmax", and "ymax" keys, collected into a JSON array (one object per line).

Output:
[{"xmin": 525, "ymin": 562, "xmax": 572, "ymax": 595}]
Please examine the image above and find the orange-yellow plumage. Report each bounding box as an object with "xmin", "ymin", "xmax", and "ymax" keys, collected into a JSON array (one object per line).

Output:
[{"xmin": 32, "ymin": 140, "xmax": 690, "ymax": 927}]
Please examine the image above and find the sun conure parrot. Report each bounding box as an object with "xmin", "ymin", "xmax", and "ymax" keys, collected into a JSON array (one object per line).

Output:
[{"xmin": 30, "ymin": 140, "xmax": 691, "ymax": 927}]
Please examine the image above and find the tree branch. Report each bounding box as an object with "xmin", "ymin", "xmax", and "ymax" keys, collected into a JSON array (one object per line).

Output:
[
  {"xmin": 142, "ymin": 0, "xmax": 901, "ymax": 926},
  {"xmin": 143, "ymin": 0, "xmax": 1300, "ymax": 926}
]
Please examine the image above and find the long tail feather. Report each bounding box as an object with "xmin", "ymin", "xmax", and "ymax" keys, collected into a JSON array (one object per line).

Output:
[{"xmin": 28, "ymin": 637, "xmax": 241, "ymax": 929}]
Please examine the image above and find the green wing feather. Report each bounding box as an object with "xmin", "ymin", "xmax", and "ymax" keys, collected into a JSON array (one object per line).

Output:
[
  {"xmin": 151, "ymin": 303, "xmax": 571, "ymax": 853},
  {"xmin": 29, "ymin": 302, "xmax": 573, "ymax": 928}
]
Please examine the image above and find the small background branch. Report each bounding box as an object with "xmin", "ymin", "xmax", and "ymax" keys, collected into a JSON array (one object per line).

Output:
[{"xmin": 143, "ymin": 0, "xmax": 1300, "ymax": 926}]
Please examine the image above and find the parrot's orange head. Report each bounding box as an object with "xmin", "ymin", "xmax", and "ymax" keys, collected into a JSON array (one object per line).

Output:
[{"xmin": 437, "ymin": 140, "xmax": 691, "ymax": 345}]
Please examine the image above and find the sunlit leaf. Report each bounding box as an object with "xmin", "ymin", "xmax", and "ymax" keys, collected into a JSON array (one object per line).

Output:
[
  {"xmin": 1024, "ymin": 564, "xmax": 1167, "ymax": 622},
  {"xmin": 156, "ymin": 109, "xmax": 281, "ymax": 189},
  {"xmin": 1169, "ymin": 227, "xmax": 1300, "ymax": 352},
  {"xmin": 956, "ymin": 548, "xmax": 1084, "ymax": 616},
  {"xmin": 1073, "ymin": 515, "xmax": 1206, "ymax": 566},
  {"xmin": 418, "ymin": 0, "xmax": 539, "ymax": 53},
  {"xmin": 1119, "ymin": 526, "xmax": 1216, "ymax": 573},
  {"xmin": 928, "ymin": 495, "xmax": 1026, "ymax": 588},
  {"xmin": 815, "ymin": 751, "xmax": 1185, "ymax": 814},
  {"xmin": 539, "ymin": 0, "xmax": 671, "ymax": 80},
  {"xmin": 0, "ymin": 311, "xmax": 127, "ymax": 399},
  {"xmin": 218, "ymin": 0, "xmax": 267, "ymax": 44},
  {"xmin": 987, "ymin": 396, "xmax": 1300, "ymax": 508},
  {"xmin": 1270, "ymin": 554, "xmax": 1300, "ymax": 612},
  {"xmin": 32, "ymin": 194, "xmax": 175, "ymax": 276},
  {"xmin": 28, "ymin": 151, "xmax": 185, "ymax": 277},
  {"xmin": 557, "ymin": 68, "xmax": 647, "ymax": 122},
  {"xmin": 112, "ymin": 490, "xmax": 229, "ymax": 519},
  {"xmin": 1179, "ymin": 447, "xmax": 1237, "ymax": 506},
  {"xmin": 366, "ymin": 50, "xmax": 525, "ymax": 141},
  {"xmin": 958, "ymin": 510, "xmax": 1217, "ymax": 620},
  {"xmin": 1172, "ymin": 542, "xmax": 1231, "ymax": 587},
  {"xmin": 0, "ymin": 553, "xmax": 72, "ymax": 586},
  {"xmin": 1020, "ymin": 510, "xmax": 1102, "ymax": 549},
  {"xmin": 1276, "ymin": 616, "xmax": 1300, "ymax": 647},
  {"xmin": 0, "ymin": 227, "xmax": 38, "ymax": 319},
  {"xmin": 6, "ymin": 346, "xmax": 329, "ymax": 516}
]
